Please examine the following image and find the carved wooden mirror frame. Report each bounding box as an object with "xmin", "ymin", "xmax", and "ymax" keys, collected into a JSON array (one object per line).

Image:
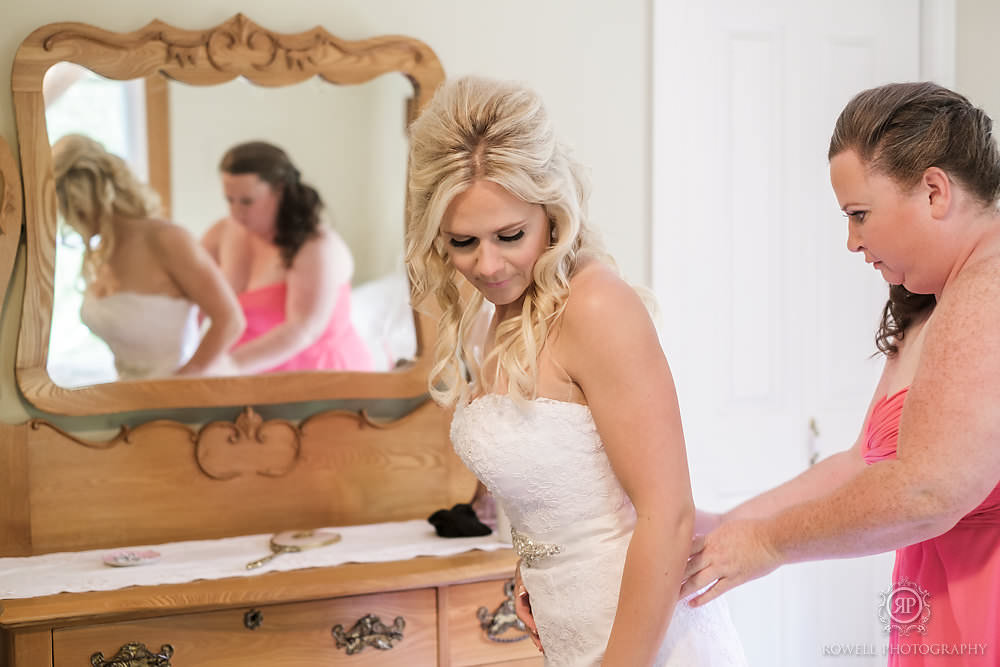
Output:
[{"xmin": 11, "ymin": 15, "xmax": 443, "ymax": 415}]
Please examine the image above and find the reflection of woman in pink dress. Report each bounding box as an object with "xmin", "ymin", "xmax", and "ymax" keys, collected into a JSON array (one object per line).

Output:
[
  {"xmin": 686, "ymin": 82, "xmax": 1000, "ymax": 665},
  {"xmin": 202, "ymin": 141, "xmax": 372, "ymax": 373}
]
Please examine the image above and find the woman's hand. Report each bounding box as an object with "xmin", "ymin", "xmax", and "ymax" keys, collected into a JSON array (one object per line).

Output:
[
  {"xmin": 680, "ymin": 518, "xmax": 783, "ymax": 606},
  {"xmin": 176, "ymin": 353, "xmax": 240, "ymax": 377},
  {"xmin": 514, "ymin": 562, "xmax": 543, "ymax": 654}
]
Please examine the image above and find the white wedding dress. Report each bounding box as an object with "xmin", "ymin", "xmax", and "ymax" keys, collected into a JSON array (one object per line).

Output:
[
  {"xmin": 80, "ymin": 291, "xmax": 200, "ymax": 380},
  {"xmin": 452, "ymin": 393, "xmax": 748, "ymax": 666}
]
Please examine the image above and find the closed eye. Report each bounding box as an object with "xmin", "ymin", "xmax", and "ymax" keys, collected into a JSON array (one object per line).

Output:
[
  {"xmin": 498, "ymin": 230, "xmax": 525, "ymax": 242},
  {"xmin": 449, "ymin": 237, "xmax": 476, "ymax": 248}
]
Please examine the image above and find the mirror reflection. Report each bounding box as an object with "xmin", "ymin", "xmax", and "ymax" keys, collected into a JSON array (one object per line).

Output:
[{"xmin": 44, "ymin": 64, "xmax": 416, "ymax": 387}]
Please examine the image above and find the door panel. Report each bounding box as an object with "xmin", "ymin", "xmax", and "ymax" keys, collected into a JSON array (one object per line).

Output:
[{"xmin": 652, "ymin": 2, "xmax": 921, "ymax": 664}]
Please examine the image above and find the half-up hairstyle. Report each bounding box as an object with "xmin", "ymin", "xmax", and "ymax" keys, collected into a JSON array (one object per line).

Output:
[
  {"xmin": 219, "ymin": 141, "xmax": 323, "ymax": 267},
  {"xmin": 405, "ymin": 76, "xmax": 612, "ymax": 406},
  {"xmin": 829, "ymin": 81, "xmax": 1000, "ymax": 207},
  {"xmin": 827, "ymin": 83, "xmax": 999, "ymax": 354},
  {"xmin": 52, "ymin": 133, "xmax": 162, "ymax": 285}
]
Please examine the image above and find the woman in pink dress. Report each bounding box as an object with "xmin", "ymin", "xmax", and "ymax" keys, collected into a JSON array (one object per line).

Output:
[
  {"xmin": 685, "ymin": 82, "xmax": 1000, "ymax": 665},
  {"xmin": 202, "ymin": 141, "xmax": 372, "ymax": 373}
]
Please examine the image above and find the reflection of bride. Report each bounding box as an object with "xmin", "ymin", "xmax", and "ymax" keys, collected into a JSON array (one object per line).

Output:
[
  {"xmin": 201, "ymin": 141, "xmax": 374, "ymax": 373},
  {"xmin": 52, "ymin": 134, "xmax": 245, "ymax": 380}
]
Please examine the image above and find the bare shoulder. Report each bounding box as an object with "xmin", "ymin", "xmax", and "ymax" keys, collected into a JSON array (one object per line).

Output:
[
  {"xmin": 314, "ymin": 224, "xmax": 350, "ymax": 256},
  {"xmin": 146, "ymin": 219, "xmax": 198, "ymax": 254},
  {"xmin": 934, "ymin": 253, "xmax": 1000, "ymax": 339},
  {"xmin": 556, "ymin": 261, "xmax": 656, "ymax": 371},
  {"xmin": 561, "ymin": 261, "xmax": 648, "ymax": 331},
  {"xmin": 201, "ymin": 218, "xmax": 229, "ymax": 240},
  {"xmin": 199, "ymin": 217, "xmax": 240, "ymax": 251},
  {"xmin": 948, "ymin": 251, "xmax": 1000, "ymax": 302},
  {"xmin": 292, "ymin": 224, "xmax": 353, "ymax": 282}
]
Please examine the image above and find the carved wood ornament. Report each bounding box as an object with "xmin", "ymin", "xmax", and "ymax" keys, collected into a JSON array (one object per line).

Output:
[
  {"xmin": 27, "ymin": 404, "xmax": 414, "ymax": 480},
  {"xmin": 11, "ymin": 15, "xmax": 445, "ymax": 415}
]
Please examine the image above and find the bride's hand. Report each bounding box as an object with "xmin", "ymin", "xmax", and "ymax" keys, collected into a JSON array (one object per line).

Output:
[{"xmin": 514, "ymin": 562, "xmax": 543, "ymax": 653}]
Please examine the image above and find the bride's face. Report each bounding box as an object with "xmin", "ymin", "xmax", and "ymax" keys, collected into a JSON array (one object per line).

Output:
[{"xmin": 440, "ymin": 180, "xmax": 550, "ymax": 310}]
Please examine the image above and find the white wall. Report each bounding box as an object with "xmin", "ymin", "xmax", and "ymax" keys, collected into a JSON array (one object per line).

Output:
[
  {"xmin": 956, "ymin": 0, "xmax": 1000, "ymax": 121},
  {"xmin": 0, "ymin": 0, "xmax": 651, "ymax": 419},
  {"xmin": 169, "ymin": 75, "xmax": 411, "ymax": 285}
]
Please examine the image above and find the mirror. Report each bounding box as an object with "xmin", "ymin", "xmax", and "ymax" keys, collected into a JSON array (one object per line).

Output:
[
  {"xmin": 13, "ymin": 15, "xmax": 444, "ymax": 414},
  {"xmin": 44, "ymin": 64, "xmax": 414, "ymax": 386}
]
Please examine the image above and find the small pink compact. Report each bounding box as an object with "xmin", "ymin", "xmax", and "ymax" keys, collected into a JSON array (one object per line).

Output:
[{"xmin": 102, "ymin": 549, "xmax": 161, "ymax": 567}]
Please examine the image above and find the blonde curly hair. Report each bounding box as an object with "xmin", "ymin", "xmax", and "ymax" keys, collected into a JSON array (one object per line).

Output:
[
  {"xmin": 405, "ymin": 76, "xmax": 613, "ymax": 406},
  {"xmin": 51, "ymin": 134, "xmax": 162, "ymax": 285}
]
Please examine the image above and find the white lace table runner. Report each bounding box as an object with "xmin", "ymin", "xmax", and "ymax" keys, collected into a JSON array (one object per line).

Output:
[{"xmin": 0, "ymin": 520, "xmax": 510, "ymax": 600}]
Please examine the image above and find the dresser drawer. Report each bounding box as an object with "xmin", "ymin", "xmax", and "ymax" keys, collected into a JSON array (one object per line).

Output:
[
  {"xmin": 53, "ymin": 588, "xmax": 436, "ymax": 666},
  {"xmin": 444, "ymin": 579, "xmax": 543, "ymax": 666}
]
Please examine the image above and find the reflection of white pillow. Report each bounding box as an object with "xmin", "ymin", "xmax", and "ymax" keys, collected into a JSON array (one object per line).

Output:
[{"xmin": 350, "ymin": 271, "xmax": 417, "ymax": 372}]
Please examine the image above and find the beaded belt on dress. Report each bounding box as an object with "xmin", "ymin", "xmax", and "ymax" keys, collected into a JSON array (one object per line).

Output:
[{"xmin": 511, "ymin": 527, "xmax": 562, "ymax": 567}]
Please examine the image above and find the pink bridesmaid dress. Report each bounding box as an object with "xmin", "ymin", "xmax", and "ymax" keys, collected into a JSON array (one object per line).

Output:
[
  {"xmin": 233, "ymin": 282, "xmax": 373, "ymax": 373},
  {"xmin": 862, "ymin": 387, "xmax": 1000, "ymax": 666}
]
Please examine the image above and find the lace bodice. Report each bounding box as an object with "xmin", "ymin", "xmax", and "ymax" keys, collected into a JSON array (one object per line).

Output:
[
  {"xmin": 451, "ymin": 393, "xmax": 748, "ymax": 666},
  {"xmin": 452, "ymin": 394, "xmax": 633, "ymax": 538}
]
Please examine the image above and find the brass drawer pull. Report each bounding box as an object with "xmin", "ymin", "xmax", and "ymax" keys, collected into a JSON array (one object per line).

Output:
[
  {"xmin": 331, "ymin": 613, "xmax": 405, "ymax": 654},
  {"xmin": 90, "ymin": 642, "xmax": 174, "ymax": 666},
  {"xmin": 477, "ymin": 579, "xmax": 530, "ymax": 643},
  {"xmin": 243, "ymin": 608, "xmax": 263, "ymax": 630}
]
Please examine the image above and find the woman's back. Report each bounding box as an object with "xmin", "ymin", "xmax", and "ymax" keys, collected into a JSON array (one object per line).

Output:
[{"xmin": 89, "ymin": 218, "xmax": 188, "ymax": 298}]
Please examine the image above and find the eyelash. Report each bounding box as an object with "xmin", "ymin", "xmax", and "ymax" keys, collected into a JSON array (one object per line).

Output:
[
  {"xmin": 448, "ymin": 230, "xmax": 526, "ymax": 248},
  {"xmin": 845, "ymin": 211, "xmax": 868, "ymax": 223},
  {"xmin": 499, "ymin": 230, "xmax": 525, "ymax": 242}
]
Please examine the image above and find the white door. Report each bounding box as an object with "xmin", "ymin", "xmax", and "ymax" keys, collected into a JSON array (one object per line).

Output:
[{"xmin": 652, "ymin": 1, "xmax": 931, "ymax": 664}]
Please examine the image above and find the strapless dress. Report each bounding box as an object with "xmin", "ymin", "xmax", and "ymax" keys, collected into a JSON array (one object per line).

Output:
[
  {"xmin": 863, "ymin": 387, "xmax": 1000, "ymax": 666},
  {"xmin": 451, "ymin": 393, "xmax": 748, "ymax": 666},
  {"xmin": 80, "ymin": 290, "xmax": 199, "ymax": 380}
]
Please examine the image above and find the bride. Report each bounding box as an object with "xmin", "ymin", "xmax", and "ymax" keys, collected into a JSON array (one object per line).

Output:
[
  {"xmin": 52, "ymin": 134, "xmax": 244, "ymax": 379},
  {"xmin": 405, "ymin": 76, "xmax": 747, "ymax": 666}
]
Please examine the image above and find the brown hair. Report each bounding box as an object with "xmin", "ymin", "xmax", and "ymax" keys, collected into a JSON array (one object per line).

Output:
[
  {"xmin": 829, "ymin": 82, "xmax": 999, "ymax": 353},
  {"xmin": 875, "ymin": 285, "xmax": 935, "ymax": 357},
  {"xmin": 219, "ymin": 141, "xmax": 323, "ymax": 267},
  {"xmin": 828, "ymin": 81, "xmax": 1000, "ymax": 207}
]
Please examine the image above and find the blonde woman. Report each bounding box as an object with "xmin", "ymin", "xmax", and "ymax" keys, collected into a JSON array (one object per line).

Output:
[
  {"xmin": 405, "ymin": 77, "xmax": 746, "ymax": 666},
  {"xmin": 53, "ymin": 134, "xmax": 244, "ymax": 379}
]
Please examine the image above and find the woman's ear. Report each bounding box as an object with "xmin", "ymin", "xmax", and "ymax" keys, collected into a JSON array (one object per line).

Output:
[{"xmin": 922, "ymin": 166, "xmax": 952, "ymax": 219}]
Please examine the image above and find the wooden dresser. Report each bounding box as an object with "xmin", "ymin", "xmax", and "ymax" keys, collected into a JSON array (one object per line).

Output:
[
  {"xmin": 0, "ymin": 401, "xmax": 541, "ymax": 667},
  {"xmin": 1, "ymin": 551, "xmax": 542, "ymax": 666}
]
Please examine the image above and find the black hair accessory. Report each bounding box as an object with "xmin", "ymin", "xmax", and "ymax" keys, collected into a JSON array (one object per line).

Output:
[{"xmin": 428, "ymin": 503, "xmax": 492, "ymax": 538}]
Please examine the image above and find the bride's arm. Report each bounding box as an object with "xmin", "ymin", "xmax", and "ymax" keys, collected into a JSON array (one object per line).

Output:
[{"xmin": 557, "ymin": 266, "xmax": 692, "ymax": 666}]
